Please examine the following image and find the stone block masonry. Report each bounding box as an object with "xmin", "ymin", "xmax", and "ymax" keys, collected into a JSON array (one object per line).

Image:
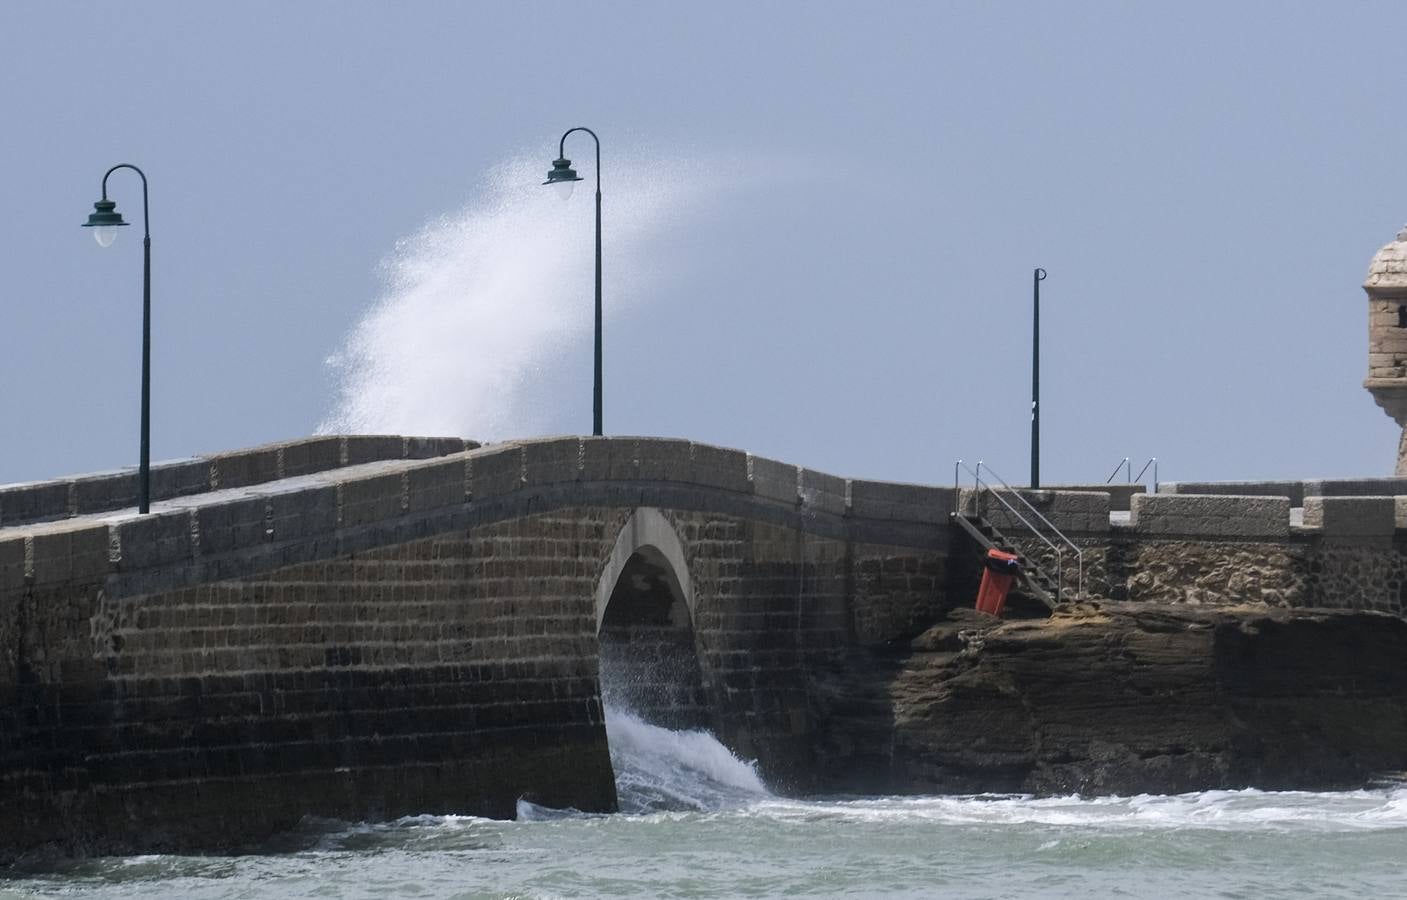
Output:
[
  {"xmin": 964, "ymin": 488, "xmax": 1111, "ymax": 535},
  {"xmin": 1302, "ymin": 496, "xmax": 1397, "ymax": 538},
  {"xmin": 1130, "ymin": 493, "xmax": 1290, "ymax": 538},
  {"xmin": 9, "ymin": 433, "xmax": 1407, "ymax": 858},
  {"xmin": 0, "ymin": 435, "xmax": 954, "ymax": 858}
]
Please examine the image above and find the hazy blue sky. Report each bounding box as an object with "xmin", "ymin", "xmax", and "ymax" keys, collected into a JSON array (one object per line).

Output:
[{"xmin": 2, "ymin": 2, "xmax": 1404, "ymax": 487}]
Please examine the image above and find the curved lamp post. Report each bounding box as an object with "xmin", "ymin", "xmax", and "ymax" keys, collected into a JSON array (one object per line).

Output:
[
  {"xmin": 82, "ymin": 164, "xmax": 153, "ymax": 513},
  {"xmin": 543, "ymin": 127, "xmax": 603, "ymax": 436}
]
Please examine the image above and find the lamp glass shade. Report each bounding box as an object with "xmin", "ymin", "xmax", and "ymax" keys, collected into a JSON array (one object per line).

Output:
[
  {"xmin": 83, "ymin": 199, "xmax": 129, "ymax": 247},
  {"xmin": 543, "ymin": 157, "xmax": 583, "ymax": 201}
]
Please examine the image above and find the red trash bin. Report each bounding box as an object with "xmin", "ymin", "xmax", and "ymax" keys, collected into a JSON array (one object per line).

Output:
[{"xmin": 975, "ymin": 548, "xmax": 1021, "ymax": 617}]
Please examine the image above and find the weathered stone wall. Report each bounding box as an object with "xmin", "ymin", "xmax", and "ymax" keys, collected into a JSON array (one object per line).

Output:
[
  {"xmin": 14, "ymin": 432, "xmax": 1407, "ymax": 858},
  {"xmin": 0, "ymin": 436, "xmax": 955, "ymax": 857},
  {"xmin": 2, "ymin": 510, "xmax": 626, "ymax": 856},
  {"xmin": 660, "ymin": 509, "xmax": 947, "ymax": 789},
  {"xmin": 947, "ymin": 489, "xmax": 1407, "ymax": 616},
  {"xmin": 1089, "ymin": 536, "xmax": 1407, "ymax": 615}
]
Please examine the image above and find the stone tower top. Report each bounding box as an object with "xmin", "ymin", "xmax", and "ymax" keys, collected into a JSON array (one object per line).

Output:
[{"xmin": 1365, "ymin": 226, "xmax": 1407, "ymax": 295}]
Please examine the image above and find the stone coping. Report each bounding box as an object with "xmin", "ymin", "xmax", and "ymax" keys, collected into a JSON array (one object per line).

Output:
[
  {"xmin": 959, "ymin": 487, "xmax": 1112, "ymax": 534},
  {"xmin": 1161, "ymin": 480, "xmax": 1307, "ymax": 507},
  {"xmin": 0, "ymin": 435, "xmax": 474, "ymax": 528},
  {"xmin": 1302, "ymin": 495, "xmax": 1398, "ymax": 537},
  {"xmin": 0, "ymin": 436, "xmax": 958, "ymax": 593},
  {"xmin": 1131, "ymin": 493, "xmax": 1291, "ymax": 538},
  {"xmin": 1162, "ymin": 477, "xmax": 1407, "ymax": 508},
  {"xmin": 1047, "ymin": 483, "xmax": 1147, "ymax": 512},
  {"xmin": 11, "ymin": 435, "xmax": 1404, "ymax": 595}
]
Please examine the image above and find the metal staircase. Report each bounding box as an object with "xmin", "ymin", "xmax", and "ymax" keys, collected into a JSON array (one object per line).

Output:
[
  {"xmin": 952, "ymin": 459, "xmax": 1084, "ymax": 612},
  {"xmin": 950, "ymin": 512, "xmax": 1059, "ymax": 610}
]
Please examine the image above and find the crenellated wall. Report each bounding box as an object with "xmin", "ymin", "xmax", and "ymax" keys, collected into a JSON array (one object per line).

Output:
[{"xmin": 963, "ymin": 487, "xmax": 1407, "ymax": 615}]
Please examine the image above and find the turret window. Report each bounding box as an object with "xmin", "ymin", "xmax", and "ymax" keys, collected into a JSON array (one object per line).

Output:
[{"xmin": 1397, "ymin": 305, "xmax": 1407, "ymax": 328}]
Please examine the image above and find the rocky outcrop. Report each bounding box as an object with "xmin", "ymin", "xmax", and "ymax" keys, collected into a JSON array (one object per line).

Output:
[{"xmin": 814, "ymin": 603, "xmax": 1407, "ymax": 796}]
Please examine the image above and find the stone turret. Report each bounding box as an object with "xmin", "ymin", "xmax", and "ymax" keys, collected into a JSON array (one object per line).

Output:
[{"xmin": 1363, "ymin": 226, "xmax": 1407, "ymax": 474}]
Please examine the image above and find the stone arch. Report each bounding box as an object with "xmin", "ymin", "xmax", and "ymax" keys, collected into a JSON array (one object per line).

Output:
[
  {"xmin": 594, "ymin": 507, "xmax": 694, "ymax": 630},
  {"xmin": 594, "ymin": 507, "xmax": 708, "ymax": 729}
]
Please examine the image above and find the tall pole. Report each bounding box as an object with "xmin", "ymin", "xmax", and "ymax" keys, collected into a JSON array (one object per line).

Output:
[
  {"xmin": 553, "ymin": 127, "xmax": 603, "ymax": 436},
  {"xmin": 97, "ymin": 164, "xmax": 152, "ymax": 513},
  {"xmin": 593, "ymin": 153, "xmax": 603, "ymax": 437},
  {"xmin": 1031, "ymin": 267, "xmax": 1046, "ymax": 489},
  {"xmin": 141, "ymin": 228, "xmax": 151, "ymax": 514}
]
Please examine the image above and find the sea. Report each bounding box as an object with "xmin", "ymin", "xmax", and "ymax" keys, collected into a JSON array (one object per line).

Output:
[{"xmin": 2, "ymin": 708, "xmax": 1404, "ymax": 899}]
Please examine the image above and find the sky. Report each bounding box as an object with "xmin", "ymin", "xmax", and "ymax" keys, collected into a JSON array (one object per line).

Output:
[{"xmin": 1, "ymin": 2, "xmax": 1405, "ymax": 488}]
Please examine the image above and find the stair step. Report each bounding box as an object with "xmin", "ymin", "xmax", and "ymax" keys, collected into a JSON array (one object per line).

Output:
[{"xmin": 951, "ymin": 512, "xmax": 1061, "ymax": 611}]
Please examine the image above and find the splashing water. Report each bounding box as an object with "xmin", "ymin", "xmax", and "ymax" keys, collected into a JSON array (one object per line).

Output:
[
  {"xmin": 319, "ymin": 150, "xmax": 717, "ymax": 438},
  {"xmin": 603, "ymin": 707, "xmax": 770, "ymax": 814}
]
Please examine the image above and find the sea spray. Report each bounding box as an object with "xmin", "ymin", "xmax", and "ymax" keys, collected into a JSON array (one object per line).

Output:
[
  {"xmin": 319, "ymin": 151, "xmax": 719, "ymax": 439},
  {"xmin": 604, "ymin": 707, "xmax": 770, "ymax": 814}
]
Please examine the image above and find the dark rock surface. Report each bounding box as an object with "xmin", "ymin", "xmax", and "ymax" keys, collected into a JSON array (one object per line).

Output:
[{"xmin": 812, "ymin": 603, "xmax": 1407, "ymax": 796}]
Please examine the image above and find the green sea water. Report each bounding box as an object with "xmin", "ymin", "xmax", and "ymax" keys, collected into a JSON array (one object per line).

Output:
[{"xmin": 5, "ymin": 712, "xmax": 1404, "ymax": 899}]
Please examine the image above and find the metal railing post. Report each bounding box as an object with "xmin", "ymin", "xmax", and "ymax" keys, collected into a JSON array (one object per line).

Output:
[{"xmin": 955, "ymin": 459, "xmax": 1072, "ymax": 601}]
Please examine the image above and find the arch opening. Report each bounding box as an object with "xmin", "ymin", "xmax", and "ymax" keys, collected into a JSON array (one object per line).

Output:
[
  {"xmin": 596, "ymin": 511, "xmax": 709, "ymax": 731},
  {"xmin": 598, "ymin": 547, "xmax": 709, "ymax": 730}
]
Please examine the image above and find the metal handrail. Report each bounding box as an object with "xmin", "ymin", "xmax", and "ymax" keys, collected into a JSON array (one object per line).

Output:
[
  {"xmin": 1133, "ymin": 457, "xmax": 1158, "ymax": 493},
  {"xmin": 978, "ymin": 462, "xmax": 1083, "ymax": 600},
  {"xmin": 955, "ymin": 459, "xmax": 1070, "ymax": 601},
  {"xmin": 1107, "ymin": 456, "xmax": 1160, "ymax": 493},
  {"xmin": 956, "ymin": 459, "xmax": 1084, "ymax": 600}
]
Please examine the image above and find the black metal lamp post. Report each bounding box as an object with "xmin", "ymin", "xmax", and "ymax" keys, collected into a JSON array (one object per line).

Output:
[
  {"xmin": 543, "ymin": 127, "xmax": 603, "ymax": 437},
  {"xmin": 1031, "ymin": 267, "xmax": 1047, "ymax": 489},
  {"xmin": 82, "ymin": 164, "xmax": 153, "ymax": 514}
]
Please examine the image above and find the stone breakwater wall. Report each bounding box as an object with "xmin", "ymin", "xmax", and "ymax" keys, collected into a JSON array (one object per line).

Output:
[
  {"xmin": 9, "ymin": 435, "xmax": 1407, "ymax": 858},
  {"xmin": 0, "ymin": 436, "xmax": 950, "ymax": 857},
  {"xmin": 965, "ymin": 488, "xmax": 1407, "ymax": 614}
]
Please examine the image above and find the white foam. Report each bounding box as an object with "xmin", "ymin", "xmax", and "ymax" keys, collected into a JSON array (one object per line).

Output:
[
  {"xmin": 744, "ymin": 786, "xmax": 1407, "ymax": 833},
  {"xmin": 605, "ymin": 707, "xmax": 770, "ymax": 814}
]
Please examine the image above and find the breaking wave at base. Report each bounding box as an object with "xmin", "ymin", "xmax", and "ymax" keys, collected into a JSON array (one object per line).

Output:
[{"xmin": 603, "ymin": 707, "xmax": 770, "ymax": 815}]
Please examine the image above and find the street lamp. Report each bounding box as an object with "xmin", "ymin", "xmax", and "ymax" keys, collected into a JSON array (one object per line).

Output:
[
  {"xmin": 1031, "ymin": 267, "xmax": 1047, "ymax": 489},
  {"xmin": 543, "ymin": 127, "xmax": 603, "ymax": 436},
  {"xmin": 82, "ymin": 164, "xmax": 153, "ymax": 514}
]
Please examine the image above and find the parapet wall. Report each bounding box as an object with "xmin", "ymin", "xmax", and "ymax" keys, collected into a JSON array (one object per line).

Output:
[
  {"xmin": 1048, "ymin": 483, "xmax": 1146, "ymax": 511},
  {"xmin": 962, "ymin": 486, "xmax": 1407, "ymax": 541},
  {"xmin": 1302, "ymin": 496, "xmax": 1399, "ymax": 537},
  {"xmin": 1162, "ymin": 477, "xmax": 1407, "ymax": 508},
  {"xmin": 1, "ymin": 436, "xmax": 958, "ymax": 605},
  {"xmin": 1161, "ymin": 479, "xmax": 1307, "ymax": 506},
  {"xmin": 0, "ymin": 435, "xmax": 474, "ymax": 527},
  {"xmin": 1130, "ymin": 493, "xmax": 1290, "ymax": 538},
  {"xmin": 953, "ymin": 486, "xmax": 1407, "ymax": 614},
  {"xmin": 961, "ymin": 488, "xmax": 1111, "ymax": 535}
]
